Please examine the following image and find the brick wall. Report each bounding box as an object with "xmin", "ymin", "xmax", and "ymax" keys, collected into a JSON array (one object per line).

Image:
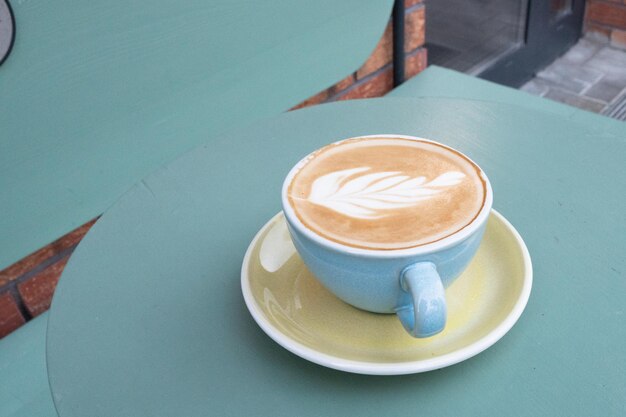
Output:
[
  {"xmin": 585, "ymin": 0, "xmax": 626, "ymax": 49},
  {"xmin": 0, "ymin": 1, "xmax": 427, "ymax": 339}
]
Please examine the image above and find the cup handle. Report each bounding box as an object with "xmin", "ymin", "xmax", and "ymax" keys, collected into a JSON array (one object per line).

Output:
[{"xmin": 395, "ymin": 262, "xmax": 447, "ymax": 338}]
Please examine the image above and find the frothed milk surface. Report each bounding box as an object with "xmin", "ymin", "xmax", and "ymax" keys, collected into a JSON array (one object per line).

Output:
[{"xmin": 287, "ymin": 137, "xmax": 486, "ymax": 250}]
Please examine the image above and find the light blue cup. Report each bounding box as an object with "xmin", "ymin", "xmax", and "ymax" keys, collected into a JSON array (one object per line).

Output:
[{"xmin": 281, "ymin": 135, "xmax": 493, "ymax": 338}]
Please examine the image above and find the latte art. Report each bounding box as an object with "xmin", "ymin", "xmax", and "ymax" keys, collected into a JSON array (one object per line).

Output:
[
  {"xmin": 286, "ymin": 136, "xmax": 487, "ymax": 250},
  {"xmin": 307, "ymin": 168, "xmax": 466, "ymax": 219}
]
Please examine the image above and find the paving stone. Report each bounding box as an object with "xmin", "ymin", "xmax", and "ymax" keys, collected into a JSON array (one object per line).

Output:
[
  {"xmin": 561, "ymin": 36, "xmax": 604, "ymax": 64},
  {"xmin": 520, "ymin": 78, "xmax": 550, "ymax": 97},
  {"xmin": 521, "ymin": 36, "xmax": 626, "ymax": 119},
  {"xmin": 585, "ymin": 46, "xmax": 626, "ymax": 79},
  {"xmin": 537, "ymin": 58, "xmax": 604, "ymax": 93},
  {"xmin": 584, "ymin": 77, "xmax": 626, "ymax": 103},
  {"xmin": 585, "ymin": 28, "xmax": 611, "ymax": 44},
  {"xmin": 545, "ymin": 88, "xmax": 608, "ymax": 113}
]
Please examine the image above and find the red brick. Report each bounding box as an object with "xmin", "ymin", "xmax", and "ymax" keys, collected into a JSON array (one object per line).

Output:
[
  {"xmin": 586, "ymin": 0, "xmax": 626, "ymax": 29},
  {"xmin": 331, "ymin": 74, "xmax": 357, "ymax": 94},
  {"xmin": 405, "ymin": 47, "xmax": 428, "ymax": 79},
  {"xmin": 336, "ymin": 65, "xmax": 394, "ymax": 101},
  {"xmin": 290, "ymin": 88, "xmax": 331, "ymax": 110},
  {"xmin": 18, "ymin": 256, "xmax": 69, "ymax": 317},
  {"xmin": 0, "ymin": 218, "xmax": 97, "ymax": 286},
  {"xmin": 405, "ymin": 6, "xmax": 426, "ymax": 53},
  {"xmin": 0, "ymin": 292, "xmax": 25, "ymax": 339},
  {"xmin": 356, "ymin": 21, "xmax": 393, "ymax": 80},
  {"xmin": 405, "ymin": 0, "xmax": 423, "ymax": 7},
  {"xmin": 610, "ymin": 28, "xmax": 626, "ymax": 48}
]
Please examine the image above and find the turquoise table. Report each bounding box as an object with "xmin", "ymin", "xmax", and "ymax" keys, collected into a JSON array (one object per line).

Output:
[{"xmin": 47, "ymin": 98, "xmax": 626, "ymax": 416}]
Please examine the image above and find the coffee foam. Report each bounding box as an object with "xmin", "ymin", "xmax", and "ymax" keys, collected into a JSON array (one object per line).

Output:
[{"xmin": 287, "ymin": 137, "xmax": 486, "ymax": 250}]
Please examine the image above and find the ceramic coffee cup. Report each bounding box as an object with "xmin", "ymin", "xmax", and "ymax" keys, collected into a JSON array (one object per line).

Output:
[{"xmin": 281, "ymin": 135, "xmax": 493, "ymax": 338}]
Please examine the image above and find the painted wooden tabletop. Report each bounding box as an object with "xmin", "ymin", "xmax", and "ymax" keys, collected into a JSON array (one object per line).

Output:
[
  {"xmin": 47, "ymin": 98, "xmax": 626, "ymax": 416},
  {"xmin": 0, "ymin": 0, "xmax": 392, "ymax": 270}
]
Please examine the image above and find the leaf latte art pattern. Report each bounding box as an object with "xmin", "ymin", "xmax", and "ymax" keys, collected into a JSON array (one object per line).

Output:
[{"xmin": 307, "ymin": 167, "xmax": 466, "ymax": 219}]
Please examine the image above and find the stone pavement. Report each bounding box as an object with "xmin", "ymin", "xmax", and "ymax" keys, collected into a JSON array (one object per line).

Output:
[{"xmin": 521, "ymin": 35, "xmax": 626, "ymax": 121}]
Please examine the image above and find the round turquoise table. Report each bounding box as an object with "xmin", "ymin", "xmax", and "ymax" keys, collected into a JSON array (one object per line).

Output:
[{"xmin": 47, "ymin": 98, "xmax": 626, "ymax": 416}]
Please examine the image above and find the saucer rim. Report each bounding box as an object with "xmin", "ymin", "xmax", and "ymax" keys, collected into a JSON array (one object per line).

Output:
[{"xmin": 241, "ymin": 209, "xmax": 533, "ymax": 375}]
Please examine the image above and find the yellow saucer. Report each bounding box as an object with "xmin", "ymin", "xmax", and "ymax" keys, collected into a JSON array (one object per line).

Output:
[{"xmin": 241, "ymin": 210, "xmax": 532, "ymax": 375}]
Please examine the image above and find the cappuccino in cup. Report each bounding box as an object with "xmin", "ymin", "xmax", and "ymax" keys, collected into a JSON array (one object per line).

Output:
[
  {"xmin": 281, "ymin": 134, "xmax": 493, "ymax": 338},
  {"xmin": 286, "ymin": 136, "xmax": 487, "ymax": 250}
]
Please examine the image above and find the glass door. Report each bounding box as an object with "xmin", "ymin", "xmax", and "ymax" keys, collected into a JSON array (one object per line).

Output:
[{"xmin": 425, "ymin": 0, "xmax": 585, "ymax": 87}]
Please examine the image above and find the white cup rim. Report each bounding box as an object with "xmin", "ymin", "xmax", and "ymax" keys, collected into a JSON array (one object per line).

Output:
[{"xmin": 281, "ymin": 134, "xmax": 494, "ymax": 258}]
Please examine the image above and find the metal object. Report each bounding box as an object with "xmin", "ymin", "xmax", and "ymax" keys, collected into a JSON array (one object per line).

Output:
[
  {"xmin": 0, "ymin": 0, "xmax": 14, "ymax": 65},
  {"xmin": 603, "ymin": 92, "xmax": 626, "ymax": 121},
  {"xmin": 392, "ymin": 0, "xmax": 405, "ymax": 87}
]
